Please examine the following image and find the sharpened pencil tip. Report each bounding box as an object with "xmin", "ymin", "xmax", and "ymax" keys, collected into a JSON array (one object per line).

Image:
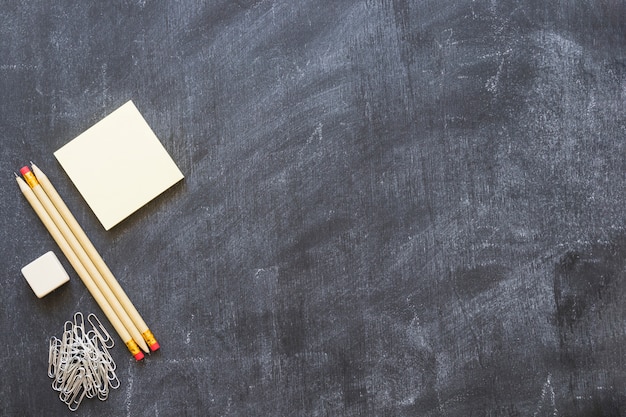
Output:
[{"xmin": 13, "ymin": 172, "xmax": 19, "ymax": 178}]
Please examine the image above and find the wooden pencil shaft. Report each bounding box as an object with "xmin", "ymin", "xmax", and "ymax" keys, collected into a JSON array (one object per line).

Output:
[
  {"xmin": 16, "ymin": 177, "xmax": 133, "ymax": 346},
  {"xmin": 30, "ymin": 183, "xmax": 149, "ymax": 353},
  {"xmin": 32, "ymin": 165, "xmax": 150, "ymax": 332}
]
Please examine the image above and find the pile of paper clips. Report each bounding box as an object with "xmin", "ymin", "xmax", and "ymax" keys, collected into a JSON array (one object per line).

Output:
[{"xmin": 48, "ymin": 312, "xmax": 119, "ymax": 411}]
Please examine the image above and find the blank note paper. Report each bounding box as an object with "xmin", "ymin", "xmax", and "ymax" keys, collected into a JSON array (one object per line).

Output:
[{"xmin": 54, "ymin": 101, "xmax": 184, "ymax": 230}]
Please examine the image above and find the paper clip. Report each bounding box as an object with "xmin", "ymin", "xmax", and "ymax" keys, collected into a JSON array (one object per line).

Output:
[
  {"xmin": 48, "ymin": 312, "xmax": 120, "ymax": 411},
  {"xmin": 66, "ymin": 369, "xmax": 87, "ymax": 412},
  {"xmin": 107, "ymin": 369, "xmax": 120, "ymax": 390},
  {"xmin": 48, "ymin": 337, "xmax": 60, "ymax": 378},
  {"xmin": 88, "ymin": 313, "xmax": 114, "ymax": 349}
]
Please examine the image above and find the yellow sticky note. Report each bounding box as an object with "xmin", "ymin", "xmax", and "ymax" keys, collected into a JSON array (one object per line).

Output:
[{"xmin": 54, "ymin": 101, "xmax": 184, "ymax": 230}]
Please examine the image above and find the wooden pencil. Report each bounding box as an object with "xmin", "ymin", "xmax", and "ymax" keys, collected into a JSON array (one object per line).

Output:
[
  {"xmin": 16, "ymin": 174, "xmax": 145, "ymax": 360},
  {"xmin": 32, "ymin": 163, "xmax": 160, "ymax": 352},
  {"xmin": 21, "ymin": 167, "xmax": 149, "ymax": 353}
]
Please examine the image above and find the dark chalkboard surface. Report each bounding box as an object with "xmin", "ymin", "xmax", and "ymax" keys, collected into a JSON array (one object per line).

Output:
[{"xmin": 1, "ymin": 1, "xmax": 625, "ymax": 416}]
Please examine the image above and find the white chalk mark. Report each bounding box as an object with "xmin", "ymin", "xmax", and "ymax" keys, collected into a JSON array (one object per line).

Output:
[
  {"xmin": 126, "ymin": 360, "xmax": 134, "ymax": 417},
  {"xmin": 186, "ymin": 313, "xmax": 194, "ymax": 344},
  {"xmin": 485, "ymin": 50, "xmax": 512, "ymax": 95},
  {"xmin": 298, "ymin": 122, "xmax": 324, "ymax": 161},
  {"xmin": 163, "ymin": 357, "xmax": 208, "ymax": 365},
  {"xmin": 399, "ymin": 394, "xmax": 417, "ymax": 406},
  {"xmin": 533, "ymin": 373, "xmax": 558, "ymax": 417},
  {"xmin": 306, "ymin": 122, "xmax": 323, "ymax": 146},
  {"xmin": 254, "ymin": 265, "xmax": 279, "ymax": 279},
  {"xmin": 0, "ymin": 63, "xmax": 37, "ymax": 70}
]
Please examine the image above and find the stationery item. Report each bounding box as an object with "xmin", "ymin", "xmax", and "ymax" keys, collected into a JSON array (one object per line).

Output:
[
  {"xmin": 32, "ymin": 163, "xmax": 160, "ymax": 351},
  {"xmin": 49, "ymin": 312, "xmax": 119, "ymax": 411},
  {"xmin": 15, "ymin": 173, "xmax": 144, "ymax": 361},
  {"xmin": 21, "ymin": 251, "xmax": 69, "ymax": 298},
  {"xmin": 20, "ymin": 166, "xmax": 149, "ymax": 354},
  {"xmin": 54, "ymin": 100, "xmax": 184, "ymax": 230}
]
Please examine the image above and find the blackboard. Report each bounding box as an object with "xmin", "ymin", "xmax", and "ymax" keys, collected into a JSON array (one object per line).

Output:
[{"xmin": 1, "ymin": 1, "xmax": 625, "ymax": 416}]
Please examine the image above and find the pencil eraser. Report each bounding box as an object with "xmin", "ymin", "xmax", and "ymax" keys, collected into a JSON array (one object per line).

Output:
[
  {"xmin": 21, "ymin": 251, "xmax": 70, "ymax": 298},
  {"xmin": 134, "ymin": 351, "xmax": 145, "ymax": 361},
  {"xmin": 20, "ymin": 166, "xmax": 31, "ymax": 175},
  {"xmin": 149, "ymin": 341, "xmax": 160, "ymax": 351}
]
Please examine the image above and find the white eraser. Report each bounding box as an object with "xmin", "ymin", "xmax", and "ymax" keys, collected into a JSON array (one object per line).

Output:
[{"xmin": 21, "ymin": 251, "xmax": 70, "ymax": 298}]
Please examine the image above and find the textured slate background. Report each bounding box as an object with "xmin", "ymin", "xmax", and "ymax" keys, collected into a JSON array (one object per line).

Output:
[{"xmin": 1, "ymin": 1, "xmax": 625, "ymax": 416}]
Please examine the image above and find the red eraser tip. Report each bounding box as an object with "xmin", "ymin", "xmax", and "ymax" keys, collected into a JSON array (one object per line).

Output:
[
  {"xmin": 149, "ymin": 342, "xmax": 160, "ymax": 352},
  {"xmin": 134, "ymin": 351, "xmax": 145, "ymax": 361},
  {"xmin": 20, "ymin": 166, "xmax": 31, "ymax": 175}
]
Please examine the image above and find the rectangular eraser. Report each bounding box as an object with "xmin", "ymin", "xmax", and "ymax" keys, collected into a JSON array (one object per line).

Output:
[{"xmin": 21, "ymin": 251, "xmax": 70, "ymax": 298}]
